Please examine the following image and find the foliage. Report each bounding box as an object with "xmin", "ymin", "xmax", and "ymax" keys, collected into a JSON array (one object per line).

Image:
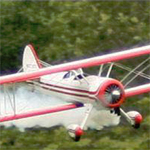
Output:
[
  {"xmin": 0, "ymin": 1, "xmax": 149, "ymax": 72},
  {"xmin": 0, "ymin": 1, "xmax": 150, "ymax": 150}
]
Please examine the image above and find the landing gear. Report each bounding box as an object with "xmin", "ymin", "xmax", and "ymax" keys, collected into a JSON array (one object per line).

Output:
[
  {"xmin": 120, "ymin": 109, "xmax": 143, "ymax": 129},
  {"xmin": 67, "ymin": 104, "xmax": 93, "ymax": 141},
  {"xmin": 132, "ymin": 123, "xmax": 140, "ymax": 129},
  {"xmin": 127, "ymin": 111, "xmax": 143, "ymax": 129},
  {"xmin": 110, "ymin": 107, "xmax": 120, "ymax": 116},
  {"xmin": 67, "ymin": 124, "xmax": 83, "ymax": 142}
]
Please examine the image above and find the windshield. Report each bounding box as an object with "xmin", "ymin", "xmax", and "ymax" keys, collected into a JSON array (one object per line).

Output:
[
  {"xmin": 63, "ymin": 71, "xmax": 74, "ymax": 79},
  {"xmin": 63, "ymin": 71, "xmax": 87, "ymax": 80}
]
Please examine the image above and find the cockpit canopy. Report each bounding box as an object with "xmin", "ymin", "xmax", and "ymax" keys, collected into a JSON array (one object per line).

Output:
[{"xmin": 63, "ymin": 69, "xmax": 87, "ymax": 80}]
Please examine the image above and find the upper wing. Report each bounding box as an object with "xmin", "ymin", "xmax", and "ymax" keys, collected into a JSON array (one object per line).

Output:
[{"xmin": 0, "ymin": 45, "xmax": 150, "ymax": 85}]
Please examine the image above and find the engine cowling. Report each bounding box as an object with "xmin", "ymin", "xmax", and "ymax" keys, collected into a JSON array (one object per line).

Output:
[{"xmin": 97, "ymin": 79, "xmax": 125, "ymax": 108}]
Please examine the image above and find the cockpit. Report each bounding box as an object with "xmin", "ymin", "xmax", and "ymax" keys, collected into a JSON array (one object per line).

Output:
[
  {"xmin": 63, "ymin": 71, "xmax": 74, "ymax": 79},
  {"xmin": 63, "ymin": 69, "xmax": 87, "ymax": 80}
]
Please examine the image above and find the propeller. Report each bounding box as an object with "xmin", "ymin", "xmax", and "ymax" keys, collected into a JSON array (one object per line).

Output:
[
  {"xmin": 97, "ymin": 79, "xmax": 125, "ymax": 108},
  {"xmin": 104, "ymin": 84, "xmax": 122, "ymax": 104}
]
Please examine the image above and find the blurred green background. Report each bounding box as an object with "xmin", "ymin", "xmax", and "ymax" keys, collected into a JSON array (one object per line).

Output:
[{"xmin": 0, "ymin": 1, "xmax": 150, "ymax": 150}]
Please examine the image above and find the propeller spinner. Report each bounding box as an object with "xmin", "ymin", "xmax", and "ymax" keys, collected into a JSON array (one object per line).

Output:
[{"xmin": 97, "ymin": 79, "xmax": 125, "ymax": 108}]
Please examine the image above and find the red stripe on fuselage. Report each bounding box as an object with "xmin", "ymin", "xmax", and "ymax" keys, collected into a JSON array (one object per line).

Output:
[
  {"xmin": 39, "ymin": 81, "xmax": 98, "ymax": 95},
  {"xmin": 29, "ymin": 82, "xmax": 98, "ymax": 101}
]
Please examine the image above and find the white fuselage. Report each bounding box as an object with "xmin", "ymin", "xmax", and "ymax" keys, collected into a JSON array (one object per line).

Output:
[{"xmin": 28, "ymin": 71, "xmax": 109, "ymax": 104}]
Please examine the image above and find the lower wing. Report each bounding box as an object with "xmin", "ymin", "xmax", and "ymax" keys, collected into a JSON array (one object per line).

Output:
[
  {"xmin": 0, "ymin": 102, "xmax": 84, "ymax": 123},
  {"xmin": 125, "ymin": 83, "xmax": 150, "ymax": 98}
]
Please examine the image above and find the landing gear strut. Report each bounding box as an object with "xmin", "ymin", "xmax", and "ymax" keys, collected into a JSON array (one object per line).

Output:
[
  {"xmin": 120, "ymin": 108, "xmax": 143, "ymax": 129},
  {"xmin": 67, "ymin": 104, "xmax": 93, "ymax": 141}
]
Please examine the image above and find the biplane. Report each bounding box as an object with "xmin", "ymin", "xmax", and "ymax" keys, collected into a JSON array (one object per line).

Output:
[{"xmin": 0, "ymin": 44, "xmax": 150, "ymax": 141}]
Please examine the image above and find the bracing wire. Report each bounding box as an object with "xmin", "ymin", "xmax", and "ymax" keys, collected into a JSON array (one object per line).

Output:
[
  {"xmin": 124, "ymin": 64, "xmax": 150, "ymax": 87},
  {"xmin": 120, "ymin": 57, "xmax": 150, "ymax": 83},
  {"xmin": 114, "ymin": 63, "xmax": 150, "ymax": 80},
  {"xmin": 39, "ymin": 60, "xmax": 51, "ymax": 67}
]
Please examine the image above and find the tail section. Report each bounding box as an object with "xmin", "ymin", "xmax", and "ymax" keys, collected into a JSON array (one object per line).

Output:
[{"xmin": 23, "ymin": 44, "xmax": 42, "ymax": 72}]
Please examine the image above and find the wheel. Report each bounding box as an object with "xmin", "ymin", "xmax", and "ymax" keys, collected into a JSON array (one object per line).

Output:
[
  {"xmin": 132, "ymin": 123, "xmax": 140, "ymax": 129},
  {"xmin": 74, "ymin": 136, "xmax": 81, "ymax": 142}
]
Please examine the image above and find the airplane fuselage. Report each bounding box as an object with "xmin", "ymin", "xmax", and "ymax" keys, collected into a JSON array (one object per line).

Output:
[{"xmin": 28, "ymin": 71, "xmax": 125, "ymax": 108}]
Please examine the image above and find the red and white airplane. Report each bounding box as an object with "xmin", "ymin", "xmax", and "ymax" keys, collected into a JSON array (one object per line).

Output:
[{"xmin": 0, "ymin": 44, "xmax": 150, "ymax": 141}]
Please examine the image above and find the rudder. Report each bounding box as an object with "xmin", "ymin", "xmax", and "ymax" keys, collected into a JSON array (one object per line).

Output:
[{"xmin": 23, "ymin": 44, "xmax": 42, "ymax": 72}]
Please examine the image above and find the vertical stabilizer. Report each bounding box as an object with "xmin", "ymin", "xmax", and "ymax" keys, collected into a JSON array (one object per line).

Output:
[{"xmin": 23, "ymin": 45, "xmax": 42, "ymax": 72}]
